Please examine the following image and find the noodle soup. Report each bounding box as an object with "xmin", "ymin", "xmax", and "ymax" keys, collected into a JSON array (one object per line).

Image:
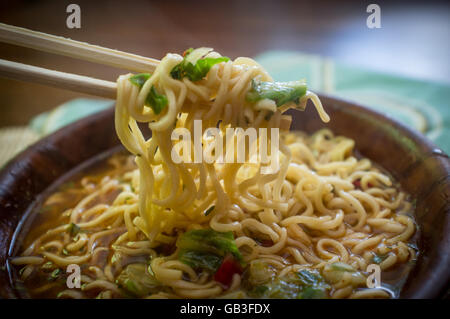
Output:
[
  {"xmin": 10, "ymin": 130, "xmax": 418, "ymax": 299},
  {"xmin": 9, "ymin": 48, "xmax": 419, "ymax": 299}
]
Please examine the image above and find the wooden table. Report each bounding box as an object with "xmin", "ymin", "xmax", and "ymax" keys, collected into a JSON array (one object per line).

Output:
[{"xmin": 0, "ymin": 0, "xmax": 448, "ymax": 127}]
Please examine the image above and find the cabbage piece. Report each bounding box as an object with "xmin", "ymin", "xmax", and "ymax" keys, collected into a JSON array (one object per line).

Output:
[
  {"xmin": 176, "ymin": 229, "xmax": 243, "ymax": 272},
  {"xmin": 246, "ymin": 79, "xmax": 307, "ymax": 108},
  {"xmin": 116, "ymin": 263, "xmax": 161, "ymax": 297},
  {"xmin": 178, "ymin": 250, "xmax": 223, "ymax": 272},
  {"xmin": 243, "ymin": 260, "xmax": 276, "ymax": 287},
  {"xmin": 323, "ymin": 262, "xmax": 366, "ymax": 287},
  {"xmin": 248, "ymin": 269, "xmax": 330, "ymax": 299}
]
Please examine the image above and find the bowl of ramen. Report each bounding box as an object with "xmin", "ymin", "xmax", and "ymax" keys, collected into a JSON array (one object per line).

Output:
[{"xmin": 0, "ymin": 48, "xmax": 448, "ymax": 299}]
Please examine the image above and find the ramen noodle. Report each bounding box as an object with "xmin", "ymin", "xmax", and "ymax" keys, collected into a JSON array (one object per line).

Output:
[{"xmin": 11, "ymin": 48, "xmax": 417, "ymax": 299}]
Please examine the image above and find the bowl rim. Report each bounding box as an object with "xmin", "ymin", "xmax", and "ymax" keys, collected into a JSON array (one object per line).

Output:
[{"xmin": 0, "ymin": 93, "xmax": 449, "ymax": 299}]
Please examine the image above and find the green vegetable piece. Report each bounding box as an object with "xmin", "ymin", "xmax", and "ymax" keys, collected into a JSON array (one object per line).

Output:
[
  {"xmin": 129, "ymin": 73, "xmax": 151, "ymax": 88},
  {"xmin": 330, "ymin": 262, "xmax": 356, "ymax": 272},
  {"xmin": 295, "ymin": 269, "xmax": 330, "ymax": 299},
  {"xmin": 116, "ymin": 263, "xmax": 161, "ymax": 297},
  {"xmin": 67, "ymin": 223, "xmax": 80, "ymax": 236},
  {"xmin": 299, "ymin": 286, "xmax": 328, "ymax": 299},
  {"xmin": 372, "ymin": 253, "xmax": 388, "ymax": 264},
  {"xmin": 176, "ymin": 229, "xmax": 243, "ymax": 263},
  {"xmin": 145, "ymin": 86, "xmax": 168, "ymax": 115},
  {"xmin": 42, "ymin": 261, "xmax": 53, "ymax": 270},
  {"xmin": 248, "ymin": 269, "xmax": 329, "ymax": 299},
  {"xmin": 178, "ymin": 250, "xmax": 223, "ymax": 272},
  {"xmin": 176, "ymin": 229, "xmax": 243, "ymax": 273},
  {"xmin": 170, "ymin": 48, "xmax": 230, "ymax": 81},
  {"xmin": 323, "ymin": 263, "xmax": 366, "ymax": 287},
  {"xmin": 204, "ymin": 205, "xmax": 215, "ymax": 216},
  {"xmin": 129, "ymin": 73, "xmax": 168, "ymax": 115},
  {"xmin": 246, "ymin": 79, "xmax": 307, "ymax": 107},
  {"xmin": 244, "ymin": 260, "xmax": 276, "ymax": 287},
  {"xmin": 296, "ymin": 269, "xmax": 329, "ymax": 286},
  {"xmin": 49, "ymin": 268, "xmax": 61, "ymax": 280},
  {"xmin": 249, "ymin": 285, "xmax": 269, "ymax": 297}
]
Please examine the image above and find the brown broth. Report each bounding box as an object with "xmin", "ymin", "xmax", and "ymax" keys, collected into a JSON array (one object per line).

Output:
[{"xmin": 9, "ymin": 151, "xmax": 136, "ymax": 298}]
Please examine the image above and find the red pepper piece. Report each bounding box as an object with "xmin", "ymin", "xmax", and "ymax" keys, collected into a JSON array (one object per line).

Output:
[
  {"xmin": 214, "ymin": 255, "xmax": 242, "ymax": 288},
  {"xmin": 353, "ymin": 179, "xmax": 373, "ymax": 189},
  {"xmin": 353, "ymin": 179, "xmax": 362, "ymax": 189}
]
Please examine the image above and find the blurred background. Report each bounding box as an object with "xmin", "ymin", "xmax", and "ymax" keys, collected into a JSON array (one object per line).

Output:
[{"xmin": 0, "ymin": 0, "xmax": 449, "ymax": 127}]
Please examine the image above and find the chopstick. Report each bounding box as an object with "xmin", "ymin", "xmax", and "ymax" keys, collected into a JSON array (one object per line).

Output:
[
  {"xmin": 0, "ymin": 23, "xmax": 159, "ymax": 73},
  {"xmin": 0, "ymin": 59, "xmax": 116, "ymax": 99},
  {"xmin": 0, "ymin": 23, "xmax": 162, "ymax": 98}
]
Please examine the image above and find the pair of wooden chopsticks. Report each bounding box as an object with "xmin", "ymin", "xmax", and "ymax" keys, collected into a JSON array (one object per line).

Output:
[{"xmin": 0, "ymin": 23, "xmax": 160, "ymax": 99}]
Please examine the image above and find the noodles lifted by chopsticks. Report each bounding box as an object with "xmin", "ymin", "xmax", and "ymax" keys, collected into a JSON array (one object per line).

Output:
[{"xmin": 115, "ymin": 48, "xmax": 329, "ymax": 240}]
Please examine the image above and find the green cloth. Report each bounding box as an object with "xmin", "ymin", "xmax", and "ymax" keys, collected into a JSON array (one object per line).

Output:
[
  {"xmin": 30, "ymin": 98, "xmax": 114, "ymax": 135},
  {"xmin": 255, "ymin": 51, "xmax": 450, "ymax": 155},
  {"xmin": 29, "ymin": 51, "xmax": 450, "ymax": 154}
]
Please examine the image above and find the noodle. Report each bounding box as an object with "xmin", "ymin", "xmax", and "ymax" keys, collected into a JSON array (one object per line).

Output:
[{"xmin": 11, "ymin": 48, "xmax": 417, "ymax": 299}]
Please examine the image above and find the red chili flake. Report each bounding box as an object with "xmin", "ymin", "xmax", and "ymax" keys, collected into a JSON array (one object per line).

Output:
[
  {"xmin": 353, "ymin": 179, "xmax": 362, "ymax": 189},
  {"xmin": 353, "ymin": 179, "xmax": 373, "ymax": 189},
  {"xmin": 214, "ymin": 255, "xmax": 242, "ymax": 288}
]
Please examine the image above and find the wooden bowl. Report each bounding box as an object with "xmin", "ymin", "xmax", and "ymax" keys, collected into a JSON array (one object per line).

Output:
[{"xmin": 0, "ymin": 95, "xmax": 448, "ymax": 298}]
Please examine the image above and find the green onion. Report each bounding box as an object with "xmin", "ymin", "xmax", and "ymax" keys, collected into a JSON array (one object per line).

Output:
[
  {"xmin": 67, "ymin": 223, "xmax": 80, "ymax": 236},
  {"xmin": 145, "ymin": 86, "xmax": 168, "ymax": 115},
  {"xmin": 49, "ymin": 268, "xmax": 61, "ymax": 280},
  {"xmin": 129, "ymin": 73, "xmax": 151, "ymax": 88},
  {"xmin": 42, "ymin": 261, "xmax": 53, "ymax": 270}
]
